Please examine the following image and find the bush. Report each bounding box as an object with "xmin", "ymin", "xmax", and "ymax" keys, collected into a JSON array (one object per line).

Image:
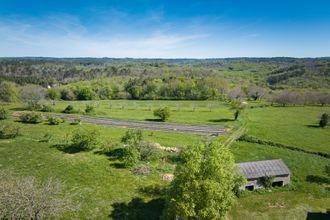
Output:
[
  {"xmin": 62, "ymin": 105, "xmax": 75, "ymax": 114},
  {"xmin": 0, "ymin": 122, "xmax": 20, "ymax": 139},
  {"xmin": 133, "ymin": 166, "xmax": 151, "ymax": 175},
  {"xmin": 71, "ymin": 129, "xmax": 100, "ymax": 151},
  {"xmin": 40, "ymin": 104, "xmax": 54, "ymax": 112},
  {"xmin": 138, "ymin": 141, "xmax": 160, "ymax": 161},
  {"xmin": 19, "ymin": 112, "xmax": 43, "ymax": 124},
  {"xmin": 47, "ymin": 116, "xmax": 63, "ymax": 125},
  {"xmin": 260, "ymin": 176, "xmax": 274, "ymax": 188},
  {"xmin": 0, "ymin": 107, "xmax": 8, "ymax": 120},
  {"xmin": 121, "ymin": 129, "xmax": 143, "ymax": 146},
  {"xmin": 85, "ymin": 104, "xmax": 94, "ymax": 114},
  {"xmin": 319, "ymin": 113, "xmax": 328, "ymax": 128},
  {"xmin": 153, "ymin": 107, "xmax": 170, "ymax": 121}
]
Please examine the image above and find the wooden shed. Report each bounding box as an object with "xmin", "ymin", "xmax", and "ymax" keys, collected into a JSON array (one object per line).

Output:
[{"xmin": 236, "ymin": 159, "xmax": 291, "ymax": 190}]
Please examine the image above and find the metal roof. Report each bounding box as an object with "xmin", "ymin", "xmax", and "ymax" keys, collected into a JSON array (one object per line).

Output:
[{"xmin": 236, "ymin": 159, "xmax": 290, "ymax": 179}]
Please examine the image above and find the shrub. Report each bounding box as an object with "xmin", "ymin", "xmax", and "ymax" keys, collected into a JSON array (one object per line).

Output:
[
  {"xmin": 40, "ymin": 104, "xmax": 54, "ymax": 112},
  {"xmin": 19, "ymin": 112, "xmax": 43, "ymax": 124},
  {"xmin": 0, "ymin": 122, "xmax": 20, "ymax": 139},
  {"xmin": 153, "ymin": 107, "xmax": 170, "ymax": 121},
  {"xmin": 0, "ymin": 107, "xmax": 8, "ymax": 120},
  {"xmin": 319, "ymin": 113, "xmax": 328, "ymax": 128},
  {"xmin": 260, "ymin": 176, "xmax": 275, "ymax": 188},
  {"xmin": 47, "ymin": 116, "xmax": 63, "ymax": 125},
  {"xmin": 71, "ymin": 129, "xmax": 100, "ymax": 151},
  {"xmin": 85, "ymin": 104, "xmax": 94, "ymax": 114},
  {"xmin": 62, "ymin": 105, "xmax": 75, "ymax": 114}
]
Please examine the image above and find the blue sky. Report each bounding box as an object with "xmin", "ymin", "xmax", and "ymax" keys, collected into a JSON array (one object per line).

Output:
[{"xmin": 0, "ymin": 0, "xmax": 329, "ymax": 58}]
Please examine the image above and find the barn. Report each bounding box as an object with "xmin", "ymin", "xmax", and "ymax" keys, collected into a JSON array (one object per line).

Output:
[{"xmin": 237, "ymin": 159, "xmax": 291, "ymax": 190}]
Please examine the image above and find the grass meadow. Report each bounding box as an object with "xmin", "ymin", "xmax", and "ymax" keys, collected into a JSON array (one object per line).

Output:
[{"xmin": 0, "ymin": 100, "xmax": 329, "ymax": 219}]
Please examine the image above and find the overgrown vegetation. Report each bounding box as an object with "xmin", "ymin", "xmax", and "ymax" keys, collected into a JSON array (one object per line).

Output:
[{"xmin": 19, "ymin": 112, "xmax": 43, "ymax": 124}]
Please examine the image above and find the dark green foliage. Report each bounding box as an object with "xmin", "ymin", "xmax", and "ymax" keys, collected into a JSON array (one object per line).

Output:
[
  {"xmin": 74, "ymin": 86, "xmax": 94, "ymax": 100},
  {"xmin": 19, "ymin": 112, "xmax": 43, "ymax": 124},
  {"xmin": 0, "ymin": 122, "xmax": 20, "ymax": 139},
  {"xmin": 62, "ymin": 105, "xmax": 75, "ymax": 114},
  {"xmin": 319, "ymin": 113, "xmax": 328, "ymax": 128},
  {"xmin": 85, "ymin": 104, "xmax": 94, "ymax": 114},
  {"xmin": 60, "ymin": 88, "xmax": 75, "ymax": 100},
  {"xmin": 153, "ymin": 107, "xmax": 170, "ymax": 121},
  {"xmin": 71, "ymin": 129, "xmax": 100, "ymax": 151},
  {"xmin": 47, "ymin": 88, "xmax": 60, "ymax": 100},
  {"xmin": 260, "ymin": 176, "xmax": 275, "ymax": 188},
  {"xmin": 0, "ymin": 107, "xmax": 8, "ymax": 120},
  {"xmin": 47, "ymin": 116, "xmax": 63, "ymax": 125}
]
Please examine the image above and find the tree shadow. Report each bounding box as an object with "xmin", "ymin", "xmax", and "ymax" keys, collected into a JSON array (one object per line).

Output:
[
  {"xmin": 208, "ymin": 118, "xmax": 235, "ymax": 123},
  {"xmin": 138, "ymin": 185, "xmax": 166, "ymax": 197},
  {"xmin": 306, "ymin": 210, "xmax": 330, "ymax": 220},
  {"xmin": 305, "ymin": 124, "xmax": 320, "ymax": 128},
  {"xmin": 95, "ymin": 148, "xmax": 127, "ymax": 169},
  {"xmin": 52, "ymin": 144, "xmax": 86, "ymax": 154},
  {"xmin": 145, "ymin": 118, "xmax": 163, "ymax": 122},
  {"xmin": 306, "ymin": 175, "xmax": 330, "ymax": 184},
  {"xmin": 10, "ymin": 107, "xmax": 28, "ymax": 111},
  {"xmin": 109, "ymin": 197, "xmax": 165, "ymax": 220}
]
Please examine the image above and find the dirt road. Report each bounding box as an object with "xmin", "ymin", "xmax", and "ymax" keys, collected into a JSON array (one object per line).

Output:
[{"xmin": 60, "ymin": 115, "xmax": 227, "ymax": 136}]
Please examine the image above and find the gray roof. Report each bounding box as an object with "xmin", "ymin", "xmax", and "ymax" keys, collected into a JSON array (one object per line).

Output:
[{"xmin": 236, "ymin": 159, "xmax": 290, "ymax": 179}]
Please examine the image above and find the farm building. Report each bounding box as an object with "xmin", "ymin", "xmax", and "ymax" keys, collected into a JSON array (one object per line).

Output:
[{"xmin": 237, "ymin": 159, "xmax": 290, "ymax": 190}]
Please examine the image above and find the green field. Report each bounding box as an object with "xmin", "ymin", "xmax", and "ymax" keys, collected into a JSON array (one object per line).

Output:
[{"xmin": 1, "ymin": 100, "xmax": 329, "ymax": 219}]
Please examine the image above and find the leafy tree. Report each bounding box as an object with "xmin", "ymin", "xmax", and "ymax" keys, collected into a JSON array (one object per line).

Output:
[
  {"xmin": 121, "ymin": 129, "xmax": 143, "ymax": 167},
  {"xmin": 60, "ymin": 88, "xmax": 75, "ymax": 100},
  {"xmin": 71, "ymin": 129, "xmax": 100, "ymax": 151},
  {"xmin": 231, "ymin": 101, "xmax": 247, "ymax": 120},
  {"xmin": 163, "ymin": 142, "xmax": 245, "ymax": 220},
  {"xmin": 319, "ymin": 113, "xmax": 328, "ymax": 128},
  {"xmin": 74, "ymin": 86, "xmax": 94, "ymax": 100},
  {"xmin": 0, "ymin": 107, "xmax": 8, "ymax": 120},
  {"xmin": 0, "ymin": 81, "xmax": 18, "ymax": 102},
  {"xmin": 154, "ymin": 107, "xmax": 170, "ymax": 121},
  {"xmin": 0, "ymin": 170, "xmax": 73, "ymax": 219}
]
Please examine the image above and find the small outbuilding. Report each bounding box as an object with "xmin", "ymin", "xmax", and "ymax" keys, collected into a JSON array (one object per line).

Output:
[{"xmin": 237, "ymin": 159, "xmax": 290, "ymax": 190}]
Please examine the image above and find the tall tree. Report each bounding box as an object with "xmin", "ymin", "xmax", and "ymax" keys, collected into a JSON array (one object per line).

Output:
[{"xmin": 163, "ymin": 142, "xmax": 245, "ymax": 220}]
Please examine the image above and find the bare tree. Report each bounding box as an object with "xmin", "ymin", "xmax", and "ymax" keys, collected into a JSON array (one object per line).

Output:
[
  {"xmin": 227, "ymin": 87, "xmax": 245, "ymax": 101},
  {"xmin": 317, "ymin": 92, "xmax": 330, "ymax": 106},
  {"xmin": 247, "ymin": 84, "xmax": 266, "ymax": 100},
  {"xmin": 19, "ymin": 85, "xmax": 45, "ymax": 110},
  {"xmin": 272, "ymin": 90, "xmax": 304, "ymax": 106},
  {"xmin": 0, "ymin": 170, "xmax": 74, "ymax": 220}
]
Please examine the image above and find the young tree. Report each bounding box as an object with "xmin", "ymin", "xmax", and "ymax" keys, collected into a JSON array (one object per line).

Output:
[
  {"xmin": 231, "ymin": 101, "xmax": 247, "ymax": 120},
  {"xmin": 154, "ymin": 107, "xmax": 170, "ymax": 121},
  {"xmin": 121, "ymin": 129, "xmax": 143, "ymax": 167},
  {"xmin": 319, "ymin": 113, "xmax": 328, "ymax": 128},
  {"xmin": 163, "ymin": 142, "xmax": 245, "ymax": 220}
]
